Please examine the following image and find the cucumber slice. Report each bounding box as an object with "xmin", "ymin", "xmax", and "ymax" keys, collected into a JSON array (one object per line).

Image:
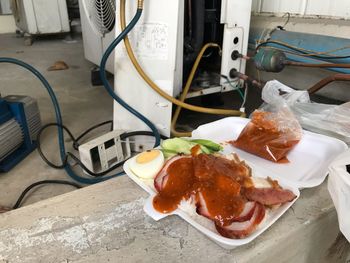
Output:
[
  {"xmin": 161, "ymin": 149, "xmax": 178, "ymax": 159},
  {"xmin": 161, "ymin": 138, "xmax": 194, "ymax": 155},
  {"xmin": 189, "ymin": 139, "xmax": 223, "ymax": 152}
]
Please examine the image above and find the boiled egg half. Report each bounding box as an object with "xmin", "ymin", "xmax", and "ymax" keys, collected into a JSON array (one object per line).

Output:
[{"xmin": 129, "ymin": 149, "xmax": 164, "ymax": 179}]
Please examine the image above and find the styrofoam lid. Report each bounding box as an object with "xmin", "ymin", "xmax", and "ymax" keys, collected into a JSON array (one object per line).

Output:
[{"xmin": 192, "ymin": 117, "xmax": 348, "ymax": 189}]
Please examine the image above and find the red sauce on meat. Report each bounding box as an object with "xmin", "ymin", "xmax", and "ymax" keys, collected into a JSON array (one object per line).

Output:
[{"xmin": 153, "ymin": 154, "xmax": 253, "ymax": 226}]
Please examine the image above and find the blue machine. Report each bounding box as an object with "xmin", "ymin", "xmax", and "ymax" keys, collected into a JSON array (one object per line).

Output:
[{"xmin": 0, "ymin": 95, "xmax": 41, "ymax": 172}]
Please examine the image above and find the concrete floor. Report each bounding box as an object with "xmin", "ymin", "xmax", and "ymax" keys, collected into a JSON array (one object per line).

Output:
[{"xmin": 0, "ymin": 33, "xmax": 113, "ymax": 208}]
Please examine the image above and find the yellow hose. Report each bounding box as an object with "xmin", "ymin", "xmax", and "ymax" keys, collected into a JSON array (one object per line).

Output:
[
  {"xmin": 120, "ymin": 0, "xmax": 245, "ymax": 136},
  {"xmin": 171, "ymin": 43, "xmax": 221, "ymax": 137}
]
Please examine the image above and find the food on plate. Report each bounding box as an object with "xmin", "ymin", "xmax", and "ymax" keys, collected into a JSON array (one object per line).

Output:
[
  {"xmin": 129, "ymin": 149, "xmax": 164, "ymax": 179},
  {"xmin": 215, "ymin": 202, "xmax": 266, "ymax": 239},
  {"xmin": 152, "ymin": 152, "xmax": 296, "ymax": 239},
  {"xmin": 231, "ymin": 110, "xmax": 302, "ymax": 163},
  {"xmin": 161, "ymin": 138, "xmax": 223, "ymax": 158},
  {"xmin": 242, "ymin": 177, "xmax": 296, "ymax": 206}
]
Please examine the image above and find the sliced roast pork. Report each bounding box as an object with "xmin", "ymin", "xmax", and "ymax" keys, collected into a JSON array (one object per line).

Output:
[
  {"xmin": 242, "ymin": 187, "xmax": 296, "ymax": 206},
  {"xmin": 154, "ymin": 155, "xmax": 192, "ymax": 192},
  {"xmin": 242, "ymin": 177, "xmax": 297, "ymax": 206},
  {"xmin": 215, "ymin": 202, "xmax": 266, "ymax": 239}
]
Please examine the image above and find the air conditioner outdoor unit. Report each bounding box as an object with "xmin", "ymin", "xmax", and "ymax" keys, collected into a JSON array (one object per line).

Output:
[
  {"xmin": 11, "ymin": 0, "xmax": 70, "ymax": 45},
  {"xmin": 79, "ymin": 0, "xmax": 116, "ymax": 73},
  {"xmin": 79, "ymin": 0, "xmax": 252, "ymax": 138}
]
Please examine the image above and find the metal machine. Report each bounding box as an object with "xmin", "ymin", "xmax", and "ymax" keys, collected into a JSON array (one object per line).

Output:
[
  {"xmin": 113, "ymin": 0, "xmax": 252, "ymax": 137},
  {"xmin": 76, "ymin": 0, "xmax": 253, "ymax": 173},
  {"xmin": 11, "ymin": 0, "xmax": 70, "ymax": 45},
  {"xmin": 79, "ymin": 0, "xmax": 116, "ymax": 73},
  {"xmin": 0, "ymin": 95, "xmax": 41, "ymax": 172}
]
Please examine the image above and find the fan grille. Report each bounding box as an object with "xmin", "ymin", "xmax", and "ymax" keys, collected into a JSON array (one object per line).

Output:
[{"xmin": 89, "ymin": 0, "xmax": 116, "ymax": 36}]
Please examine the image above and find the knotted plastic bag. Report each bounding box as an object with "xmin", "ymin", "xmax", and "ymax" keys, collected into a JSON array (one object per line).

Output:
[
  {"xmin": 232, "ymin": 81, "xmax": 302, "ymax": 163},
  {"xmin": 328, "ymin": 149, "xmax": 350, "ymax": 243},
  {"xmin": 260, "ymin": 80, "xmax": 350, "ymax": 145}
]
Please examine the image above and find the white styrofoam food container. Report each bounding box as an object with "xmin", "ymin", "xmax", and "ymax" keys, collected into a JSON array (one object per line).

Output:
[
  {"xmin": 192, "ymin": 117, "xmax": 348, "ymax": 189},
  {"xmin": 124, "ymin": 160, "xmax": 299, "ymax": 249},
  {"xmin": 124, "ymin": 117, "xmax": 347, "ymax": 249}
]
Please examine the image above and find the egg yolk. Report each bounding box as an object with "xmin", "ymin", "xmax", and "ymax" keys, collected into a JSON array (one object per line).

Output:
[{"xmin": 136, "ymin": 150, "xmax": 160, "ymax": 164}]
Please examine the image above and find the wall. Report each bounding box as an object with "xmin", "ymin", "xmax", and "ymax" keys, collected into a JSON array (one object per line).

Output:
[
  {"xmin": 0, "ymin": 0, "xmax": 15, "ymax": 33},
  {"xmin": 0, "ymin": 15, "xmax": 16, "ymax": 33},
  {"xmin": 252, "ymin": 0, "xmax": 350, "ymax": 19}
]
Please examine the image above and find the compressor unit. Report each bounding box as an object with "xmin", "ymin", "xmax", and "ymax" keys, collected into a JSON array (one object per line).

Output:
[{"xmin": 0, "ymin": 95, "xmax": 41, "ymax": 172}]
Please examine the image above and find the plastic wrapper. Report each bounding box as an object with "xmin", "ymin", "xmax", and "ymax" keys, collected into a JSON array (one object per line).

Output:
[
  {"xmin": 328, "ymin": 149, "xmax": 350, "ymax": 243},
  {"xmin": 232, "ymin": 87, "xmax": 302, "ymax": 162},
  {"xmin": 261, "ymin": 80, "xmax": 350, "ymax": 145}
]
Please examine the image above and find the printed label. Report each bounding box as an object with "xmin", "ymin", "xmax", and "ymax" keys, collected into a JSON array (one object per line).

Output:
[{"xmin": 126, "ymin": 23, "xmax": 169, "ymax": 60}]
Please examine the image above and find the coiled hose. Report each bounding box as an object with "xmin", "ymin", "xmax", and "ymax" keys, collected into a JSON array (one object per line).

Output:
[
  {"xmin": 0, "ymin": 57, "xmax": 115, "ymax": 184},
  {"xmin": 0, "ymin": 2, "xmax": 157, "ymax": 184}
]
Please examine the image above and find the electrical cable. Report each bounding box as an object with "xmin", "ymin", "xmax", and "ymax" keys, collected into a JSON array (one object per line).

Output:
[
  {"xmin": 278, "ymin": 12, "xmax": 290, "ymax": 30},
  {"xmin": 0, "ymin": 59, "xmax": 124, "ymax": 183},
  {"xmin": 256, "ymin": 40, "xmax": 350, "ymax": 59},
  {"xmin": 36, "ymin": 122, "xmax": 124, "ymax": 177},
  {"xmin": 0, "ymin": 2, "xmax": 151, "ymax": 184},
  {"xmin": 120, "ymin": 131, "xmax": 169, "ymax": 141},
  {"xmin": 119, "ymin": 0, "xmax": 245, "ymax": 118},
  {"xmin": 36, "ymin": 123, "xmax": 72, "ymax": 169},
  {"xmin": 73, "ymin": 120, "xmax": 113, "ymax": 150},
  {"xmin": 12, "ymin": 180, "xmax": 82, "ymax": 209},
  {"xmin": 37, "ymin": 122, "xmax": 168, "ymax": 177},
  {"xmin": 220, "ymin": 74, "xmax": 245, "ymax": 100},
  {"xmin": 240, "ymin": 82, "xmax": 248, "ymax": 109}
]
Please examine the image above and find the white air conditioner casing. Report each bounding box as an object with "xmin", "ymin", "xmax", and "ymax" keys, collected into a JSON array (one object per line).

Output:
[
  {"xmin": 113, "ymin": 0, "xmax": 184, "ymax": 137},
  {"xmin": 79, "ymin": 0, "xmax": 252, "ymax": 140},
  {"xmin": 79, "ymin": 0, "xmax": 116, "ymax": 72},
  {"xmin": 11, "ymin": 0, "xmax": 70, "ymax": 35}
]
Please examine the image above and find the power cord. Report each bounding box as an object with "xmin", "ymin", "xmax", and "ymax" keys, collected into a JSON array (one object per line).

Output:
[
  {"xmin": 0, "ymin": 180, "xmax": 81, "ymax": 213},
  {"xmin": 0, "ymin": 2, "xmax": 158, "ymax": 184},
  {"xmin": 37, "ymin": 122, "xmax": 169, "ymax": 177},
  {"xmin": 12, "ymin": 180, "xmax": 82, "ymax": 209},
  {"xmin": 0, "ymin": 122, "xmax": 168, "ymax": 212}
]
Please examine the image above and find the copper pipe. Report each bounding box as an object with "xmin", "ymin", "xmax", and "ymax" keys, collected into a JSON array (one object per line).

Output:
[
  {"xmin": 285, "ymin": 61, "xmax": 350, "ymax": 69},
  {"xmin": 230, "ymin": 70, "xmax": 263, "ymax": 88},
  {"xmin": 307, "ymin": 74, "xmax": 350, "ymax": 94}
]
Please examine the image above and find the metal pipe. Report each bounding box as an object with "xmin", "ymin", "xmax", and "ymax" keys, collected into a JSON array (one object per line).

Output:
[
  {"xmin": 285, "ymin": 61, "xmax": 350, "ymax": 69},
  {"xmin": 229, "ymin": 69, "xmax": 263, "ymax": 88},
  {"xmin": 307, "ymin": 74, "xmax": 350, "ymax": 94},
  {"xmin": 249, "ymin": 29, "xmax": 350, "ymax": 74}
]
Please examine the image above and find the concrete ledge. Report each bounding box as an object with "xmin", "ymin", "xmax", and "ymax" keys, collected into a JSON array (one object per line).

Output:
[{"xmin": 0, "ymin": 176, "xmax": 349, "ymax": 262}]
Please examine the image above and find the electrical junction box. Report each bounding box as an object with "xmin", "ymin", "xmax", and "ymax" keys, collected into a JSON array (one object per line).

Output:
[{"xmin": 78, "ymin": 130, "xmax": 131, "ymax": 174}]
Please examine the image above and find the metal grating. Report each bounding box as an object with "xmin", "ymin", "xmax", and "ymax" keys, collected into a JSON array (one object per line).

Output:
[{"xmin": 88, "ymin": 0, "xmax": 116, "ymax": 36}]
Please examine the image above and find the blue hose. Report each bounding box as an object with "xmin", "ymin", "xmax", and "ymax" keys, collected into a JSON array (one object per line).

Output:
[
  {"xmin": 99, "ymin": 8, "xmax": 161, "ymax": 148},
  {"xmin": 0, "ymin": 57, "xmax": 123, "ymax": 184},
  {"xmin": 0, "ymin": 7, "xmax": 159, "ymax": 184}
]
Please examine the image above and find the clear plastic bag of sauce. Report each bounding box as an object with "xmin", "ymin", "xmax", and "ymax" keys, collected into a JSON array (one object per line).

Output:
[{"xmin": 231, "ymin": 109, "xmax": 302, "ymax": 163}]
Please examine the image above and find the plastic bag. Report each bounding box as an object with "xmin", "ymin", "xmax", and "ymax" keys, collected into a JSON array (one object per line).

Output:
[
  {"xmin": 232, "ymin": 83, "xmax": 302, "ymax": 162},
  {"xmin": 328, "ymin": 149, "xmax": 350, "ymax": 243},
  {"xmin": 261, "ymin": 80, "xmax": 350, "ymax": 145}
]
